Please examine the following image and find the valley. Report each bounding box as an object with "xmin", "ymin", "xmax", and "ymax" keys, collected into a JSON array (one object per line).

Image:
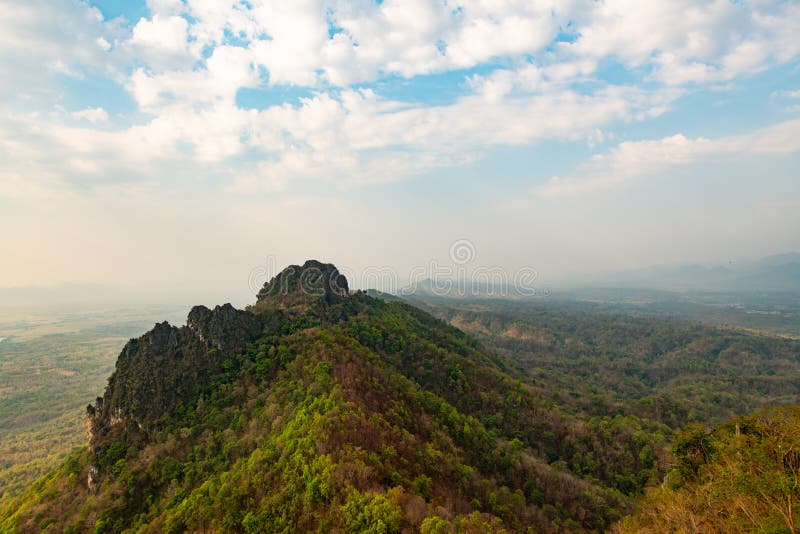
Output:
[{"xmin": 0, "ymin": 307, "xmax": 187, "ymax": 503}]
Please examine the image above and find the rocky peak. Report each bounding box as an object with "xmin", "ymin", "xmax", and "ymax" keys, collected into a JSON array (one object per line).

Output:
[
  {"xmin": 83, "ymin": 261, "xmax": 350, "ymax": 492},
  {"xmin": 86, "ymin": 305, "xmax": 264, "ymax": 475},
  {"xmin": 143, "ymin": 320, "xmax": 180, "ymax": 350},
  {"xmin": 187, "ymin": 303, "xmax": 262, "ymax": 352},
  {"xmin": 256, "ymin": 260, "xmax": 349, "ymax": 305}
]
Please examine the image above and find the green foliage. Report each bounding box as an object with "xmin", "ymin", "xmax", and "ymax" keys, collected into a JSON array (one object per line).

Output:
[
  {"xmin": 420, "ymin": 515, "xmax": 452, "ymax": 534},
  {"xmin": 340, "ymin": 489, "xmax": 402, "ymax": 533},
  {"xmin": 424, "ymin": 298, "xmax": 800, "ymax": 431},
  {"xmin": 621, "ymin": 406, "xmax": 800, "ymax": 533},
  {"xmin": 412, "ymin": 474, "xmax": 432, "ymax": 501},
  {"xmin": 4, "ymin": 290, "xmax": 800, "ymax": 533}
]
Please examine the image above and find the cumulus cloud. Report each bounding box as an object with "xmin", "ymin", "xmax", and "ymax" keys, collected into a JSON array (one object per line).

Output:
[
  {"xmin": 149, "ymin": 0, "xmax": 573, "ymax": 86},
  {"xmin": 0, "ymin": 79, "xmax": 677, "ymax": 197},
  {"xmin": 128, "ymin": 14, "xmax": 201, "ymax": 71},
  {"xmin": 466, "ymin": 60, "xmax": 598, "ymax": 102},
  {"xmin": 535, "ymin": 119, "xmax": 800, "ymax": 197},
  {"xmin": 70, "ymin": 107, "xmax": 109, "ymax": 122},
  {"xmin": 0, "ymin": 0, "xmax": 117, "ymax": 101},
  {"xmin": 247, "ymin": 2, "xmax": 331, "ymax": 86},
  {"xmin": 1, "ymin": 0, "xmax": 799, "ymax": 199},
  {"xmin": 128, "ymin": 45, "xmax": 258, "ymax": 111},
  {"xmin": 565, "ymin": 0, "xmax": 800, "ymax": 85}
]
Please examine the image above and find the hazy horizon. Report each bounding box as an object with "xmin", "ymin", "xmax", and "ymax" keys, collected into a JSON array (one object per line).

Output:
[
  {"xmin": 1, "ymin": 248, "xmax": 798, "ymax": 289},
  {"xmin": 1, "ymin": 249, "xmax": 797, "ymax": 313}
]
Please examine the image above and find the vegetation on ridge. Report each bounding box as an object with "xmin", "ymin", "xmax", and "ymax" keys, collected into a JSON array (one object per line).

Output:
[
  {"xmin": 618, "ymin": 405, "xmax": 800, "ymax": 533},
  {"xmin": 1, "ymin": 263, "xmax": 799, "ymax": 533},
  {"xmin": 0, "ymin": 264, "xmax": 664, "ymax": 533}
]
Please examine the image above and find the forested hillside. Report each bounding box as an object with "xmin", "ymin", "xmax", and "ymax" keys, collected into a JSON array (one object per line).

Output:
[
  {"xmin": 415, "ymin": 297, "xmax": 800, "ymax": 430},
  {"xmin": 2, "ymin": 264, "xmax": 799, "ymax": 533},
  {"xmin": 0, "ymin": 262, "xmax": 663, "ymax": 533},
  {"xmin": 617, "ymin": 405, "xmax": 800, "ymax": 533}
]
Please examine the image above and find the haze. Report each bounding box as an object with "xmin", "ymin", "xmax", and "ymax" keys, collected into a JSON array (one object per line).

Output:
[{"xmin": 1, "ymin": 0, "xmax": 799, "ymax": 298}]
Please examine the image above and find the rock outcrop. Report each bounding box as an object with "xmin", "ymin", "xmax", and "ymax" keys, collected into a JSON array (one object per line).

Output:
[
  {"xmin": 85, "ymin": 260, "xmax": 347, "ymax": 491},
  {"xmin": 256, "ymin": 259, "xmax": 348, "ymax": 305},
  {"xmin": 85, "ymin": 304, "xmax": 263, "ymax": 490}
]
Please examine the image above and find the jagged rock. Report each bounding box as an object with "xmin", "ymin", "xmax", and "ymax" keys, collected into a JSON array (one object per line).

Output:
[
  {"xmin": 86, "ymin": 305, "xmax": 264, "ymax": 484},
  {"xmin": 85, "ymin": 397, "xmax": 101, "ymax": 439},
  {"xmin": 187, "ymin": 303, "xmax": 262, "ymax": 353},
  {"xmin": 256, "ymin": 260, "xmax": 349, "ymax": 305},
  {"xmin": 87, "ymin": 465, "xmax": 98, "ymax": 494},
  {"xmin": 85, "ymin": 261, "xmax": 348, "ymax": 491}
]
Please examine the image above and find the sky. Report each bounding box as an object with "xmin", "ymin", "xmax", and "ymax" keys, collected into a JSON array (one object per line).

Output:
[{"xmin": 0, "ymin": 0, "xmax": 799, "ymax": 299}]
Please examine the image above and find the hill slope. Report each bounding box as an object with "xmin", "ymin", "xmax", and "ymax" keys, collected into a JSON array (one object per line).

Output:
[
  {"xmin": 617, "ymin": 405, "xmax": 800, "ymax": 533},
  {"xmin": 412, "ymin": 297, "xmax": 800, "ymax": 430},
  {"xmin": 0, "ymin": 261, "xmax": 668, "ymax": 533}
]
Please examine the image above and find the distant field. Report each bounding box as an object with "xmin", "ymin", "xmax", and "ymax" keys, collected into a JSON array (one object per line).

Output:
[{"xmin": 0, "ymin": 306, "xmax": 187, "ymax": 502}]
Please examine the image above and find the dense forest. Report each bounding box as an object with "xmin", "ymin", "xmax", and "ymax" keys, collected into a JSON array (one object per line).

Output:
[
  {"xmin": 414, "ymin": 297, "xmax": 800, "ymax": 430},
  {"xmin": 1, "ymin": 263, "xmax": 799, "ymax": 532}
]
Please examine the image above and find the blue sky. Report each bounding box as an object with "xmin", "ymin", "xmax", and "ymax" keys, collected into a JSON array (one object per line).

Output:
[{"xmin": 0, "ymin": 0, "xmax": 799, "ymax": 295}]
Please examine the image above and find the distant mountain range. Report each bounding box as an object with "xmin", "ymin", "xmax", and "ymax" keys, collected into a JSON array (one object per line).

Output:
[
  {"xmin": 1, "ymin": 253, "xmax": 796, "ymax": 316},
  {"xmin": 390, "ymin": 253, "xmax": 800, "ymax": 299},
  {"xmin": 573, "ymin": 252, "xmax": 800, "ymax": 293}
]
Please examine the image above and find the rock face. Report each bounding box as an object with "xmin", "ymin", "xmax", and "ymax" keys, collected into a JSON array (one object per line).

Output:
[
  {"xmin": 85, "ymin": 304, "xmax": 263, "ymax": 490},
  {"xmin": 187, "ymin": 303, "xmax": 263, "ymax": 353},
  {"xmin": 98, "ymin": 307, "xmax": 260, "ymax": 424},
  {"xmin": 256, "ymin": 259, "xmax": 348, "ymax": 305},
  {"xmin": 85, "ymin": 260, "xmax": 349, "ymax": 491}
]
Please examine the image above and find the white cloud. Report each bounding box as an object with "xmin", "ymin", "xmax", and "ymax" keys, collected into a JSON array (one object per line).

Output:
[
  {"xmin": 775, "ymin": 90, "xmax": 800, "ymax": 100},
  {"xmin": 128, "ymin": 14, "xmax": 200, "ymax": 71},
  {"xmin": 247, "ymin": 2, "xmax": 330, "ymax": 86},
  {"xmin": 71, "ymin": 107, "xmax": 109, "ymax": 123},
  {"xmin": 535, "ymin": 119, "xmax": 800, "ymax": 197},
  {"xmin": 121, "ymin": 0, "xmax": 575, "ymax": 87},
  {"xmin": 146, "ymin": 0, "xmax": 185, "ymax": 18},
  {"xmin": 772, "ymin": 89, "xmax": 800, "ymax": 113},
  {"xmin": 128, "ymin": 44, "xmax": 258, "ymax": 111},
  {"xmin": 0, "ymin": 0, "xmax": 116, "ymax": 101},
  {"xmin": 0, "ymin": 76, "xmax": 677, "ymax": 197},
  {"xmin": 565, "ymin": 0, "xmax": 800, "ymax": 85},
  {"xmin": 226, "ymin": 83, "xmax": 677, "ymax": 191},
  {"xmin": 466, "ymin": 60, "xmax": 597, "ymax": 102},
  {"xmin": 1, "ymin": 0, "xmax": 799, "ymax": 200},
  {"xmin": 316, "ymin": 0, "xmax": 573, "ymax": 85}
]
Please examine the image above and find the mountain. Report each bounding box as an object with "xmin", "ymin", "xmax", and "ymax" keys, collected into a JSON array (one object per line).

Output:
[
  {"xmin": 573, "ymin": 252, "xmax": 800, "ymax": 293},
  {"xmin": 398, "ymin": 279, "xmax": 548, "ymax": 302},
  {"xmin": 0, "ymin": 260, "xmax": 666, "ymax": 533}
]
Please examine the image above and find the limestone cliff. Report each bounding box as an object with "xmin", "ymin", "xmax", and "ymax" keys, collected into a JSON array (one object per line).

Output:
[{"xmin": 85, "ymin": 260, "xmax": 346, "ymax": 490}]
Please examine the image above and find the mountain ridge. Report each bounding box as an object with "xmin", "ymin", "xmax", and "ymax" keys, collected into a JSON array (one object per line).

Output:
[{"xmin": 1, "ymin": 260, "xmax": 669, "ymax": 533}]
